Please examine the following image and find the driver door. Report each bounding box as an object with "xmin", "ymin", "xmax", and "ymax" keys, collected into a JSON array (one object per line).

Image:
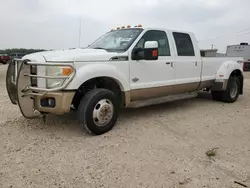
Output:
[{"xmin": 129, "ymin": 30, "xmax": 175, "ymax": 101}]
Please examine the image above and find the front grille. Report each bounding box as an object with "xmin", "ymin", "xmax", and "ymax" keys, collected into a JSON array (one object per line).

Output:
[
  {"xmin": 11, "ymin": 59, "xmax": 37, "ymax": 87},
  {"xmin": 11, "ymin": 60, "xmax": 75, "ymax": 93},
  {"xmin": 30, "ymin": 64, "xmax": 37, "ymax": 87}
]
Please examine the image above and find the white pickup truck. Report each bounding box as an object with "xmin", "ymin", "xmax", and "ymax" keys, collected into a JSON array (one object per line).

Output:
[{"xmin": 6, "ymin": 25, "xmax": 244, "ymax": 135}]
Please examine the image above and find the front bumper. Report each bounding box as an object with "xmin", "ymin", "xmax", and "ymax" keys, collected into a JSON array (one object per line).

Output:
[
  {"xmin": 6, "ymin": 59, "xmax": 76, "ymax": 118},
  {"xmin": 34, "ymin": 91, "xmax": 75, "ymax": 115}
]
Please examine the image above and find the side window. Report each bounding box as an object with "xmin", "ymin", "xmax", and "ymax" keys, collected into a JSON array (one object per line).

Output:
[
  {"xmin": 135, "ymin": 30, "xmax": 170, "ymax": 56},
  {"xmin": 173, "ymin": 32, "xmax": 195, "ymax": 56}
]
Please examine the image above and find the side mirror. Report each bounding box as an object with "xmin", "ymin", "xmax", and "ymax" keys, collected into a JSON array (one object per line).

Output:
[{"xmin": 132, "ymin": 41, "xmax": 159, "ymax": 61}]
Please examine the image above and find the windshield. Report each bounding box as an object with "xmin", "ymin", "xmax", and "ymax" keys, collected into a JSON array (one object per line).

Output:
[{"xmin": 88, "ymin": 28, "xmax": 143, "ymax": 52}]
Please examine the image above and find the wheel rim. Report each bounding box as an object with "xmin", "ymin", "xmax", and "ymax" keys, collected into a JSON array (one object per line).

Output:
[
  {"xmin": 230, "ymin": 81, "xmax": 238, "ymax": 99},
  {"xmin": 92, "ymin": 99, "xmax": 114, "ymax": 127}
]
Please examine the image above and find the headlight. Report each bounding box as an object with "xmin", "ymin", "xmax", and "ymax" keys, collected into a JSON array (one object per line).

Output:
[{"xmin": 46, "ymin": 66, "xmax": 73, "ymax": 89}]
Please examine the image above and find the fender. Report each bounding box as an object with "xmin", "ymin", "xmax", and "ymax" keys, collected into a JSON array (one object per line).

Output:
[
  {"xmin": 65, "ymin": 63, "xmax": 130, "ymax": 91},
  {"xmin": 212, "ymin": 61, "xmax": 243, "ymax": 91}
]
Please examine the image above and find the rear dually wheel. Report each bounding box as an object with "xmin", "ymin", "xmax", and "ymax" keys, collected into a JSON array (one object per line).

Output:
[{"xmin": 211, "ymin": 76, "xmax": 240, "ymax": 103}]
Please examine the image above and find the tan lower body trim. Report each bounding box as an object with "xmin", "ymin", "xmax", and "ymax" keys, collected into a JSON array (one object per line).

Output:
[
  {"xmin": 124, "ymin": 80, "xmax": 215, "ymax": 105},
  {"xmin": 124, "ymin": 91, "xmax": 131, "ymax": 107},
  {"xmin": 34, "ymin": 91, "xmax": 75, "ymax": 114},
  {"xmin": 198, "ymin": 80, "xmax": 215, "ymax": 90},
  {"xmin": 130, "ymin": 82, "xmax": 199, "ymax": 101}
]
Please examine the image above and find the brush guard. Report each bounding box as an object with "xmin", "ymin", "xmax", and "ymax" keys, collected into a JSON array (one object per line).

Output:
[{"xmin": 6, "ymin": 59, "xmax": 76, "ymax": 118}]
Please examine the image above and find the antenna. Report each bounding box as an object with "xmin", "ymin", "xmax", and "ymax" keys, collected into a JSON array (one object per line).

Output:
[{"xmin": 78, "ymin": 16, "xmax": 82, "ymax": 47}]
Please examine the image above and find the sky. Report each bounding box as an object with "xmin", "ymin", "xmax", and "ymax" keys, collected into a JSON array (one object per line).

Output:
[{"xmin": 1, "ymin": 0, "xmax": 250, "ymax": 52}]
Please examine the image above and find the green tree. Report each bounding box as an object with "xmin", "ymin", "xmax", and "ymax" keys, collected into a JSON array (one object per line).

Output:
[{"xmin": 0, "ymin": 48, "xmax": 46, "ymax": 55}]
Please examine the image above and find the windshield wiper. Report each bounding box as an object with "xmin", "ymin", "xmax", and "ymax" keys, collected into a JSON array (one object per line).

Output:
[{"xmin": 93, "ymin": 47, "xmax": 106, "ymax": 50}]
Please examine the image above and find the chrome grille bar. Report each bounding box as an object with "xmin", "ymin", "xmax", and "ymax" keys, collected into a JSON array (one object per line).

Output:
[
  {"xmin": 26, "ymin": 62, "xmax": 74, "ymax": 67},
  {"xmin": 24, "ymin": 61, "xmax": 76, "ymax": 92},
  {"xmin": 9, "ymin": 59, "xmax": 76, "ymax": 93},
  {"xmin": 24, "ymin": 74, "xmax": 69, "ymax": 79},
  {"xmin": 11, "ymin": 58, "xmax": 23, "ymax": 84}
]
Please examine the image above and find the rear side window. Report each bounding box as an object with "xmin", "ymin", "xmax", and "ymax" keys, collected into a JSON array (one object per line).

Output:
[{"xmin": 173, "ymin": 32, "xmax": 195, "ymax": 56}]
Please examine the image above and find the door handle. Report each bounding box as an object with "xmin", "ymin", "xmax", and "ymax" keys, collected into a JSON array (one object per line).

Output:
[
  {"xmin": 195, "ymin": 61, "xmax": 197, "ymax": 66},
  {"xmin": 166, "ymin": 62, "xmax": 174, "ymax": 67}
]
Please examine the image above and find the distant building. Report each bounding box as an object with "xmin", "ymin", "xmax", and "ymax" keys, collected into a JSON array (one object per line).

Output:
[
  {"xmin": 216, "ymin": 53, "xmax": 226, "ymax": 57},
  {"xmin": 226, "ymin": 42, "xmax": 250, "ymax": 61},
  {"xmin": 200, "ymin": 49, "xmax": 218, "ymax": 57},
  {"xmin": 226, "ymin": 42, "xmax": 250, "ymax": 71}
]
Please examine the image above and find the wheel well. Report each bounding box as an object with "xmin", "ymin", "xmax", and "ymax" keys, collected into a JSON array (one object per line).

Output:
[
  {"xmin": 72, "ymin": 77, "xmax": 124, "ymax": 109},
  {"xmin": 230, "ymin": 69, "xmax": 243, "ymax": 94}
]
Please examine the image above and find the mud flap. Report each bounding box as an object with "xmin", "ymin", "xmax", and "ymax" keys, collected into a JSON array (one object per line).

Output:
[
  {"xmin": 6, "ymin": 61, "xmax": 17, "ymax": 104},
  {"xmin": 16, "ymin": 61, "xmax": 37, "ymax": 118}
]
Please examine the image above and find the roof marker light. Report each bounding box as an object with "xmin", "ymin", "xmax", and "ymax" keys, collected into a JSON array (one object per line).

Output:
[
  {"xmin": 138, "ymin": 24, "xmax": 142, "ymax": 27},
  {"xmin": 117, "ymin": 27, "xmax": 120, "ymax": 30},
  {"xmin": 121, "ymin": 26, "xmax": 125, "ymax": 29},
  {"xmin": 127, "ymin": 25, "xmax": 131, "ymax": 28}
]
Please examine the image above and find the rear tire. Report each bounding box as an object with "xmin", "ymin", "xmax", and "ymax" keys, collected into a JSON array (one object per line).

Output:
[
  {"xmin": 77, "ymin": 88, "xmax": 119, "ymax": 135},
  {"xmin": 211, "ymin": 76, "xmax": 240, "ymax": 103},
  {"xmin": 221, "ymin": 76, "xmax": 240, "ymax": 103},
  {"xmin": 211, "ymin": 91, "xmax": 222, "ymax": 101}
]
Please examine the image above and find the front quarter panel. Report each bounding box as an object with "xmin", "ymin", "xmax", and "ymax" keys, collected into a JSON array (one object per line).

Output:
[{"xmin": 65, "ymin": 62, "xmax": 130, "ymax": 91}]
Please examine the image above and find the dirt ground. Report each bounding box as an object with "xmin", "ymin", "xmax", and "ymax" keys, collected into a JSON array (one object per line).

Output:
[{"xmin": 0, "ymin": 64, "xmax": 250, "ymax": 188}]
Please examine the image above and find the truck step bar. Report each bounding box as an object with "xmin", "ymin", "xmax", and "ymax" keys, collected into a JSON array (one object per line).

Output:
[{"xmin": 127, "ymin": 92, "xmax": 198, "ymax": 108}]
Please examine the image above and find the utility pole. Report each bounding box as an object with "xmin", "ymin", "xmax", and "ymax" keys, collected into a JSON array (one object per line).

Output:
[
  {"xmin": 78, "ymin": 16, "xmax": 82, "ymax": 48},
  {"xmin": 211, "ymin": 44, "xmax": 214, "ymax": 49}
]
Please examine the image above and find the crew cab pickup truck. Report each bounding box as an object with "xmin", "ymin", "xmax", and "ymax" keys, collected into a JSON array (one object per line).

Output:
[{"xmin": 6, "ymin": 25, "xmax": 244, "ymax": 135}]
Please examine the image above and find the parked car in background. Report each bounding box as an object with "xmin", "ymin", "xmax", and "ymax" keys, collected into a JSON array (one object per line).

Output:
[
  {"xmin": 0, "ymin": 53, "xmax": 27, "ymax": 64},
  {"xmin": 9, "ymin": 53, "xmax": 27, "ymax": 60},
  {"xmin": 0, "ymin": 54, "xmax": 11, "ymax": 64}
]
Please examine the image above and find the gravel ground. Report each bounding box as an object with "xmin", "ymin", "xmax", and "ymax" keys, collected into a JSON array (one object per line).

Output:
[{"xmin": 0, "ymin": 64, "xmax": 250, "ymax": 188}]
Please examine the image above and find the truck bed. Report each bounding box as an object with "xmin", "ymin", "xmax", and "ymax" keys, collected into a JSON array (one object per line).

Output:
[{"xmin": 201, "ymin": 56, "xmax": 243, "ymax": 81}]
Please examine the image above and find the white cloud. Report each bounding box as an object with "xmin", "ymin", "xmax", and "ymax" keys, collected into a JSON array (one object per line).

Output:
[{"xmin": 0, "ymin": 0, "xmax": 250, "ymax": 52}]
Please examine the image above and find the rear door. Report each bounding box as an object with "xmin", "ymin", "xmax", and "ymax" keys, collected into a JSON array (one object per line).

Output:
[
  {"xmin": 129, "ymin": 30, "xmax": 175, "ymax": 101},
  {"xmin": 171, "ymin": 32, "xmax": 201, "ymax": 93}
]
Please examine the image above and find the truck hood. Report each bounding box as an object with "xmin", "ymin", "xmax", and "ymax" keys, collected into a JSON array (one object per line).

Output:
[{"xmin": 23, "ymin": 48, "xmax": 127, "ymax": 62}]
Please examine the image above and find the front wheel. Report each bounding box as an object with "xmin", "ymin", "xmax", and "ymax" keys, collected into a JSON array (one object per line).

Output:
[{"xmin": 77, "ymin": 88, "xmax": 119, "ymax": 135}]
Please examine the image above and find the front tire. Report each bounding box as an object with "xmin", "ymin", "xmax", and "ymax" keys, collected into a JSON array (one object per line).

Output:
[{"xmin": 77, "ymin": 88, "xmax": 119, "ymax": 135}]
